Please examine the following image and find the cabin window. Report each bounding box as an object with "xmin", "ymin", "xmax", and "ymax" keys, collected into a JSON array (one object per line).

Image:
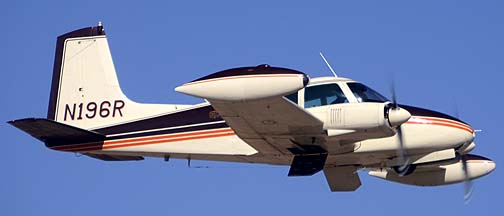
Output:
[
  {"xmin": 304, "ymin": 84, "xmax": 348, "ymax": 108},
  {"xmin": 347, "ymin": 82, "xmax": 389, "ymax": 103},
  {"xmin": 285, "ymin": 92, "xmax": 298, "ymax": 104}
]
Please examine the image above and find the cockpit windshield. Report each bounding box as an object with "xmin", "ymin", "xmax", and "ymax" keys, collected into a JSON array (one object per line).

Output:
[{"xmin": 347, "ymin": 82, "xmax": 389, "ymax": 103}]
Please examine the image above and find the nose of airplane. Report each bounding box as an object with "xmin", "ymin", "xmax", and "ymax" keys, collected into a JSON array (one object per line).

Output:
[{"xmin": 400, "ymin": 104, "xmax": 475, "ymax": 148}]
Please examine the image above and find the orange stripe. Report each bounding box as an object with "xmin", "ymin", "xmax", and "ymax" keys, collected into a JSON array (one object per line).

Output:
[
  {"xmin": 105, "ymin": 128, "xmax": 233, "ymax": 145},
  {"xmin": 418, "ymin": 117, "xmax": 472, "ymax": 130},
  {"xmin": 406, "ymin": 121, "xmax": 473, "ymax": 133},
  {"xmin": 56, "ymin": 131, "xmax": 236, "ymax": 152},
  {"xmin": 183, "ymin": 74, "xmax": 301, "ymax": 86},
  {"xmin": 103, "ymin": 130, "xmax": 234, "ymax": 149},
  {"xmin": 52, "ymin": 128, "xmax": 233, "ymax": 150},
  {"xmin": 53, "ymin": 128, "xmax": 232, "ymax": 149},
  {"xmin": 419, "ymin": 117, "xmax": 473, "ymax": 132},
  {"xmin": 100, "ymin": 132, "xmax": 235, "ymax": 150},
  {"xmin": 53, "ymin": 128, "xmax": 235, "ymax": 152}
]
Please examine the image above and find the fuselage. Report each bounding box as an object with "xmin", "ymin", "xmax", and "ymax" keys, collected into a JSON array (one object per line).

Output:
[{"xmin": 47, "ymin": 76, "xmax": 479, "ymax": 168}]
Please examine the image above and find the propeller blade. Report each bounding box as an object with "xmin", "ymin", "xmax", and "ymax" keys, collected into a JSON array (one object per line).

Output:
[
  {"xmin": 453, "ymin": 103, "xmax": 460, "ymax": 120},
  {"xmin": 451, "ymin": 104, "xmax": 474, "ymax": 203},
  {"xmin": 389, "ymin": 80, "xmax": 410, "ymax": 175},
  {"xmin": 395, "ymin": 125, "xmax": 411, "ymax": 176},
  {"xmin": 390, "ymin": 81, "xmax": 398, "ymax": 109},
  {"xmin": 461, "ymin": 154, "xmax": 474, "ymax": 203}
]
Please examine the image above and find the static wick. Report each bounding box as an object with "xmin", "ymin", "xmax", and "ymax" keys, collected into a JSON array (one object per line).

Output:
[{"xmin": 319, "ymin": 51, "xmax": 338, "ymax": 77}]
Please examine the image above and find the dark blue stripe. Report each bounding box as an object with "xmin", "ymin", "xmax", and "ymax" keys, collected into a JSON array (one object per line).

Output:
[
  {"xmin": 400, "ymin": 104, "xmax": 468, "ymax": 125},
  {"xmin": 191, "ymin": 64, "xmax": 305, "ymax": 82},
  {"xmin": 94, "ymin": 105, "xmax": 227, "ymax": 136},
  {"xmin": 105, "ymin": 122, "xmax": 229, "ymax": 140}
]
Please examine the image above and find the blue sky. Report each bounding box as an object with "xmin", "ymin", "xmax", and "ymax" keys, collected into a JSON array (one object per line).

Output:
[{"xmin": 2, "ymin": 0, "xmax": 503, "ymax": 215}]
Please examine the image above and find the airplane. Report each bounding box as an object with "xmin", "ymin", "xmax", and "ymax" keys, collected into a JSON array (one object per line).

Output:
[{"xmin": 9, "ymin": 23, "xmax": 495, "ymax": 199}]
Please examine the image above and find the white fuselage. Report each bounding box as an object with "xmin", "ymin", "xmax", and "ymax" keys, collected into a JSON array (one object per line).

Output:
[{"xmin": 62, "ymin": 77, "xmax": 473, "ymax": 170}]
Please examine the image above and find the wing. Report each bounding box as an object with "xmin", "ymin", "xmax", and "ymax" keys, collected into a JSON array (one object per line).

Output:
[
  {"xmin": 176, "ymin": 65, "xmax": 329, "ymax": 176},
  {"xmin": 209, "ymin": 97, "xmax": 324, "ymax": 155},
  {"xmin": 175, "ymin": 65, "xmax": 324, "ymax": 155}
]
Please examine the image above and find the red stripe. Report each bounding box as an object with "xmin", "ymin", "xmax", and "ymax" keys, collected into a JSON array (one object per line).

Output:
[
  {"xmin": 59, "ymin": 132, "xmax": 236, "ymax": 152},
  {"xmin": 419, "ymin": 117, "xmax": 472, "ymax": 130},
  {"xmin": 406, "ymin": 117, "xmax": 473, "ymax": 133},
  {"xmin": 52, "ymin": 128, "xmax": 234, "ymax": 150},
  {"xmin": 419, "ymin": 117, "xmax": 473, "ymax": 132},
  {"xmin": 406, "ymin": 121, "xmax": 473, "ymax": 133},
  {"xmin": 100, "ymin": 132, "xmax": 234, "ymax": 150},
  {"xmin": 105, "ymin": 128, "xmax": 233, "ymax": 145},
  {"xmin": 52, "ymin": 128, "xmax": 235, "ymax": 152},
  {"xmin": 52, "ymin": 128, "xmax": 231, "ymax": 150}
]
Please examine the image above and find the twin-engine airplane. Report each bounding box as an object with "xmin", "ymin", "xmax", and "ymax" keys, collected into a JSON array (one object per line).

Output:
[{"xmin": 9, "ymin": 24, "xmax": 495, "ymax": 198}]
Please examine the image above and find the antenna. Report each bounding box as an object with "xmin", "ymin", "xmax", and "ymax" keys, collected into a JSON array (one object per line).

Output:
[{"xmin": 319, "ymin": 51, "xmax": 337, "ymax": 77}]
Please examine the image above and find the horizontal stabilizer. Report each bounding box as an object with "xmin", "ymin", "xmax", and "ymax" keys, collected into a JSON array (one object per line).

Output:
[
  {"xmin": 85, "ymin": 153, "xmax": 144, "ymax": 161},
  {"xmin": 8, "ymin": 118, "xmax": 105, "ymax": 147}
]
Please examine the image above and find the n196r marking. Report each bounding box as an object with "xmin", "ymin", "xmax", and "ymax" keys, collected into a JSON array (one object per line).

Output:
[{"xmin": 64, "ymin": 100, "xmax": 124, "ymax": 121}]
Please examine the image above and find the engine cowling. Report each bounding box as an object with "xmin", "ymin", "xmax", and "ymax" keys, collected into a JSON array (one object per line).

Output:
[
  {"xmin": 368, "ymin": 154, "xmax": 496, "ymax": 186},
  {"xmin": 175, "ymin": 65, "xmax": 309, "ymax": 101},
  {"xmin": 325, "ymin": 102, "xmax": 411, "ymax": 140}
]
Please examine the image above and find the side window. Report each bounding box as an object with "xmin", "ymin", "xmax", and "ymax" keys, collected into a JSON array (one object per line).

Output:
[
  {"xmin": 285, "ymin": 92, "xmax": 298, "ymax": 104},
  {"xmin": 304, "ymin": 84, "xmax": 347, "ymax": 108}
]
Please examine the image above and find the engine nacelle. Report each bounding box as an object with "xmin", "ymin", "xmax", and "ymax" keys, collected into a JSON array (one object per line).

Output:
[
  {"xmin": 368, "ymin": 154, "xmax": 496, "ymax": 186},
  {"xmin": 175, "ymin": 65, "xmax": 308, "ymax": 101},
  {"xmin": 325, "ymin": 103, "xmax": 410, "ymax": 140}
]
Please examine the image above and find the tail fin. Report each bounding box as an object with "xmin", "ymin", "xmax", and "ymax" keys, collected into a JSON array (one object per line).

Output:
[{"xmin": 48, "ymin": 23, "xmax": 186, "ymax": 129}]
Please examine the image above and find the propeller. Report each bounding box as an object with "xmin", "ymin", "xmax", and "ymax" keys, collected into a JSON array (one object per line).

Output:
[
  {"xmin": 391, "ymin": 82, "xmax": 398, "ymax": 109},
  {"xmin": 388, "ymin": 81, "xmax": 412, "ymax": 176},
  {"xmin": 461, "ymin": 154, "xmax": 474, "ymax": 203},
  {"xmin": 451, "ymin": 101, "xmax": 474, "ymax": 203}
]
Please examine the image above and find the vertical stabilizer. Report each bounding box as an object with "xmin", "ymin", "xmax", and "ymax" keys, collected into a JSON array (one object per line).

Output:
[{"xmin": 48, "ymin": 23, "xmax": 189, "ymax": 130}]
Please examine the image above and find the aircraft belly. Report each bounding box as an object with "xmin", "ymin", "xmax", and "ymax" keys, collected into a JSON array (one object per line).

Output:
[
  {"xmin": 325, "ymin": 153, "xmax": 390, "ymax": 167},
  {"xmin": 86, "ymin": 150, "xmax": 291, "ymax": 165}
]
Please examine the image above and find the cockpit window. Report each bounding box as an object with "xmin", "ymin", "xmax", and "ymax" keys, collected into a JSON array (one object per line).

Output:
[
  {"xmin": 347, "ymin": 82, "xmax": 388, "ymax": 103},
  {"xmin": 304, "ymin": 84, "xmax": 348, "ymax": 108}
]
